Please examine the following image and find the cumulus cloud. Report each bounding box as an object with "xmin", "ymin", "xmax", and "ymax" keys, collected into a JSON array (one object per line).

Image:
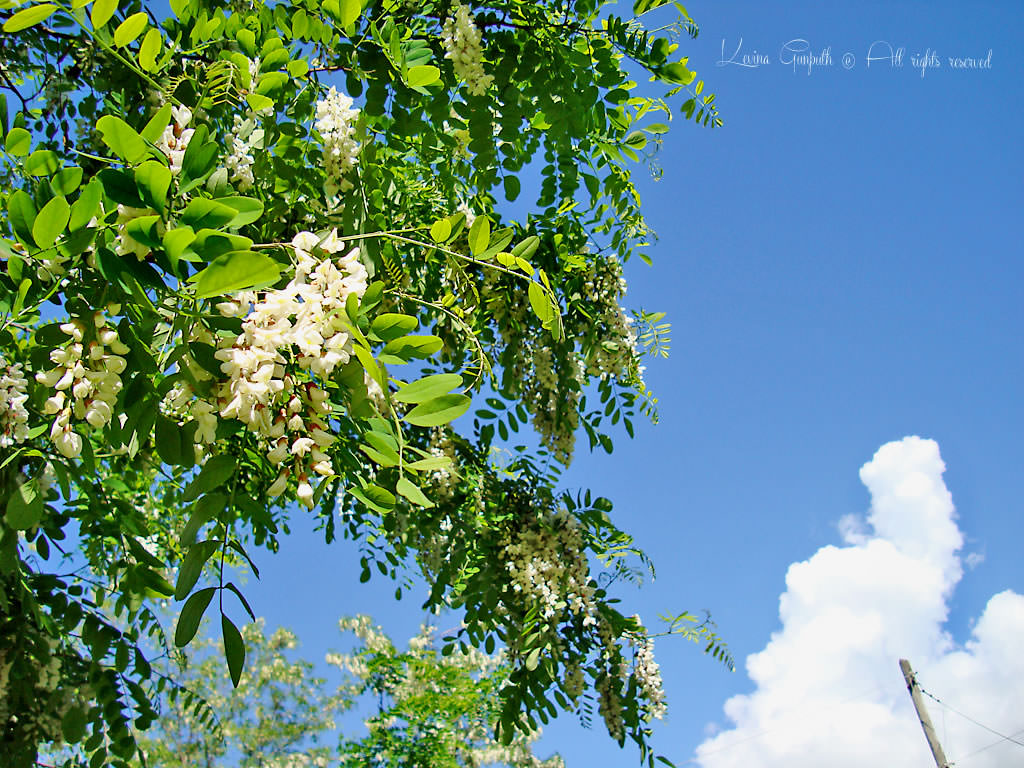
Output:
[{"xmin": 694, "ymin": 437, "xmax": 1024, "ymax": 768}]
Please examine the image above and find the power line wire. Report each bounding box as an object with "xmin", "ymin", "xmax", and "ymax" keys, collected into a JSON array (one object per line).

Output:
[
  {"xmin": 918, "ymin": 686, "xmax": 1024, "ymax": 749},
  {"xmin": 951, "ymin": 726, "xmax": 1024, "ymax": 765}
]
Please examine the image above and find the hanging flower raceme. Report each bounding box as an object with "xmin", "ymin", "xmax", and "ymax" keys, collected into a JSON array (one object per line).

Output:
[
  {"xmin": 441, "ymin": 3, "xmax": 494, "ymax": 96},
  {"xmin": 201, "ymin": 230, "xmax": 369, "ymax": 506},
  {"xmin": 583, "ymin": 255, "xmax": 640, "ymax": 382},
  {"xmin": 0, "ymin": 355, "xmax": 30, "ymax": 448},
  {"xmin": 630, "ymin": 619, "xmax": 667, "ymax": 720},
  {"xmin": 314, "ymin": 87, "xmax": 361, "ymax": 194},
  {"xmin": 225, "ymin": 114, "xmax": 263, "ymax": 192},
  {"xmin": 35, "ymin": 313, "xmax": 128, "ymax": 458},
  {"xmin": 501, "ymin": 509, "xmax": 596, "ymax": 624}
]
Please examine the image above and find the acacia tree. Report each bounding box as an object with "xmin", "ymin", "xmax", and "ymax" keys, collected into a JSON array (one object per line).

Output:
[
  {"xmin": 123, "ymin": 615, "xmax": 570, "ymax": 768},
  {"xmin": 0, "ymin": 0, "xmax": 730, "ymax": 765}
]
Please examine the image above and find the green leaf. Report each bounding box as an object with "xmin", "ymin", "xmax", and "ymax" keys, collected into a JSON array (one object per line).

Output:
[
  {"xmin": 162, "ymin": 225, "xmax": 196, "ymax": 271},
  {"xmin": 192, "ymin": 251, "xmax": 281, "ymax": 298},
  {"xmin": 61, "ymin": 706, "xmax": 87, "ymax": 744},
  {"xmin": 380, "ymin": 334, "xmax": 443, "ymax": 363},
  {"xmin": 394, "ymin": 373, "xmax": 462, "ymax": 403},
  {"xmin": 339, "ymin": 0, "xmax": 360, "ymax": 27},
  {"xmin": 98, "ymin": 168, "xmax": 144, "ymax": 206},
  {"xmin": 246, "ymin": 93, "xmax": 274, "ymax": 113},
  {"xmin": 182, "ymin": 455, "xmax": 236, "ymax": 502},
  {"xmin": 69, "ymin": 179, "xmax": 102, "ymax": 231},
  {"xmin": 7, "ymin": 190, "xmax": 36, "ymax": 245},
  {"xmin": 216, "ymin": 196, "xmax": 264, "ymax": 227},
  {"xmin": 124, "ymin": 214, "xmax": 161, "ymax": 248},
  {"xmin": 662, "ymin": 61, "xmax": 696, "ymax": 85},
  {"xmin": 236, "ymin": 28, "xmax": 256, "ymax": 56},
  {"xmin": 227, "ymin": 540, "xmax": 260, "ymax": 579},
  {"xmin": 468, "ymin": 215, "xmax": 490, "ymax": 256},
  {"xmin": 406, "ymin": 64, "xmax": 440, "ymax": 88},
  {"xmin": 370, "ymin": 312, "xmax": 417, "ymax": 342},
  {"xmin": 360, "ymin": 436, "xmax": 400, "ymax": 467},
  {"xmin": 5, "ymin": 127, "xmax": 31, "ymax": 156},
  {"xmin": 140, "ymin": 104, "xmax": 172, "ymax": 144},
  {"xmin": 134, "ymin": 160, "xmax": 171, "ymax": 214},
  {"xmin": 96, "ymin": 115, "xmax": 149, "ymax": 164},
  {"xmin": 181, "ymin": 125, "xmax": 218, "ymax": 187},
  {"xmin": 633, "ymin": 0, "xmax": 673, "ymax": 15},
  {"xmin": 114, "ymin": 12, "xmax": 148, "ymax": 47},
  {"xmin": 191, "ymin": 229, "xmax": 252, "ymax": 258},
  {"xmin": 90, "ymin": 0, "xmax": 118, "ymax": 29},
  {"xmin": 224, "ymin": 582, "xmax": 256, "ymax": 621},
  {"xmin": 5, "ymin": 479, "xmax": 43, "ymax": 530},
  {"xmin": 32, "ymin": 195, "xmax": 70, "ymax": 249},
  {"xmin": 25, "ymin": 150, "xmax": 59, "ymax": 176},
  {"xmin": 525, "ymin": 647, "xmax": 541, "ymax": 671},
  {"xmin": 429, "ymin": 218, "xmax": 451, "ymax": 243},
  {"xmin": 256, "ymin": 71, "xmax": 288, "ymax": 96},
  {"xmin": 154, "ymin": 414, "xmax": 184, "ymax": 465},
  {"xmin": 3, "ymin": 3, "xmax": 58, "ymax": 32},
  {"xmin": 407, "ymin": 455, "xmax": 452, "ymax": 471},
  {"xmin": 174, "ymin": 540, "xmax": 219, "ymax": 600},
  {"xmin": 349, "ymin": 483, "xmax": 395, "ymax": 513},
  {"xmin": 503, "ymin": 175, "xmax": 521, "ymax": 202},
  {"xmin": 352, "ymin": 345, "xmax": 382, "ymax": 389},
  {"xmin": 181, "ymin": 492, "xmax": 224, "ymax": 546},
  {"xmin": 528, "ymin": 282, "xmax": 553, "ymax": 325},
  {"xmin": 51, "ymin": 166, "xmax": 83, "ymax": 195},
  {"xmin": 174, "ymin": 587, "xmax": 215, "ymax": 647},
  {"xmin": 126, "ymin": 535, "xmax": 164, "ymax": 569},
  {"xmin": 180, "ymin": 197, "xmax": 237, "ymax": 229},
  {"xmin": 138, "ymin": 27, "xmax": 162, "ymax": 71},
  {"xmin": 404, "ymin": 394, "xmax": 472, "ymax": 427},
  {"xmin": 625, "ymin": 130, "xmax": 648, "ymax": 149},
  {"xmin": 396, "ymin": 476, "xmax": 433, "ymax": 508}
]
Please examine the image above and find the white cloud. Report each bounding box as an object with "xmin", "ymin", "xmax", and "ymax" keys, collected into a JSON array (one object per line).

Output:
[{"xmin": 694, "ymin": 437, "xmax": 1024, "ymax": 768}]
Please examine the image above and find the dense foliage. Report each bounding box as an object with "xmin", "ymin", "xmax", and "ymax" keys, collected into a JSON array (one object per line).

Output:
[{"xmin": 0, "ymin": 0, "xmax": 729, "ymax": 765}]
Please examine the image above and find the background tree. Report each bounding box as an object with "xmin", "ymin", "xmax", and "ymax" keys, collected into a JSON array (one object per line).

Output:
[
  {"xmin": 107, "ymin": 615, "xmax": 568, "ymax": 768},
  {"xmin": 0, "ymin": 0, "xmax": 729, "ymax": 765}
]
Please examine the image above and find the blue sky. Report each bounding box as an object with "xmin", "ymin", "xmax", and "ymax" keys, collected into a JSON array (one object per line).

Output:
[{"xmin": 245, "ymin": 1, "xmax": 1024, "ymax": 765}]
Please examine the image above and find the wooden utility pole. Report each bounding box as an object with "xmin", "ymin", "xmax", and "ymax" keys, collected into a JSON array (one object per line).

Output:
[{"xmin": 899, "ymin": 658, "xmax": 950, "ymax": 768}]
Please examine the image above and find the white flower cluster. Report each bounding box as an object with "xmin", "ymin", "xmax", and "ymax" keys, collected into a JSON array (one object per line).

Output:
[
  {"xmin": 501, "ymin": 510, "xmax": 596, "ymax": 624},
  {"xmin": 457, "ymin": 200, "xmax": 476, "ymax": 227},
  {"xmin": 225, "ymin": 115, "xmax": 259, "ymax": 191},
  {"xmin": 162, "ymin": 381, "xmax": 218, "ymax": 449},
  {"xmin": 0, "ymin": 355, "xmax": 30, "ymax": 448},
  {"xmin": 336, "ymin": 615, "xmax": 393, "ymax": 655},
  {"xmin": 441, "ymin": 3, "xmax": 494, "ymax": 96},
  {"xmin": 155, "ymin": 104, "xmax": 195, "ymax": 176},
  {"xmin": 36, "ymin": 313, "xmax": 128, "ymax": 458},
  {"xmin": 526, "ymin": 345, "xmax": 581, "ymax": 464},
  {"xmin": 205, "ymin": 231, "xmax": 367, "ymax": 506},
  {"xmin": 314, "ymin": 87, "xmax": 361, "ymax": 193},
  {"xmin": 425, "ymin": 428, "xmax": 457, "ymax": 499},
  {"xmin": 632, "ymin": 629, "xmax": 667, "ymax": 720},
  {"xmin": 583, "ymin": 255, "xmax": 640, "ymax": 381}
]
